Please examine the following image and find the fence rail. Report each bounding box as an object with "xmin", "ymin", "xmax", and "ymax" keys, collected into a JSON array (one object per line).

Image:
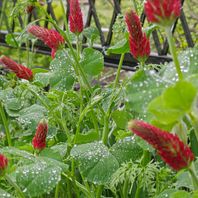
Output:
[{"xmin": 0, "ymin": 0, "xmax": 195, "ymax": 70}]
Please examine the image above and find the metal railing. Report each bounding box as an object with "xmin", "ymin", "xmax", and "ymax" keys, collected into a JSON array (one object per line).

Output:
[{"xmin": 0, "ymin": 0, "xmax": 195, "ymax": 70}]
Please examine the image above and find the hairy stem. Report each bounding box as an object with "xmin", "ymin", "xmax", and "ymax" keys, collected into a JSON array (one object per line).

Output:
[
  {"xmin": 0, "ymin": 102, "xmax": 12, "ymax": 146},
  {"xmin": 165, "ymin": 28, "xmax": 183, "ymax": 81}
]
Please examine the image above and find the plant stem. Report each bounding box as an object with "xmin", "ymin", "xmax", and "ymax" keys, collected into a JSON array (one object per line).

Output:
[
  {"xmin": 102, "ymin": 53, "xmax": 125, "ymax": 145},
  {"xmin": 5, "ymin": 174, "xmax": 25, "ymax": 198},
  {"xmin": 59, "ymin": 0, "xmax": 69, "ymax": 32},
  {"xmin": 0, "ymin": 102, "xmax": 12, "ymax": 146},
  {"xmin": 188, "ymin": 163, "xmax": 198, "ymax": 190},
  {"xmin": 165, "ymin": 27, "xmax": 183, "ymax": 81},
  {"xmin": 96, "ymin": 185, "xmax": 103, "ymax": 198},
  {"xmin": 113, "ymin": 53, "xmax": 125, "ymax": 89},
  {"xmin": 122, "ymin": 177, "xmax": 129, "ymax": 198},
  {"xmin": 188, "ymin": 113, "xmax": 198, "ymax": 143},
  {"xmin": 55, "ymin": 182, "xmax": 60, "ymax": 198}
]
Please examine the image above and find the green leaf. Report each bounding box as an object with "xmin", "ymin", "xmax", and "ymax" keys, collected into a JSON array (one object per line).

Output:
[
  {"xmin": 110, "ymin": 137, "xmax": 143, "ymax": 165},
  {"xmin": 83, "ymin": 27, "xmax": 99, "ymax": 43},
  {"xmin": 16, "ymin": 161, "xmax": 62, "ymax": 197},
  {"xmin": 32, "ymin": 68, "xmax": 49, "ymax": 74},
  {"xmin": 156, "ymin": 189, "xmax": 178, "ymax": 198},
  {"xmin": 80, "ymin": 48, "xmax": 104, "ymax": 76},
  {"xmin": 176, "ymin": 171, "xmax": 193, "ymax": 190},
  {"xmin": 34, "ymin": 72, "xmax": 51, "ymax": 87},
  {"xmin": 0, "ymin": 188, "xmax": 15, "ymax": 198},
  {"xmin": 75, "ymin": 129, "xmax": 100, "ymax": 144},
  {"xmin": 39, "ymin": 148, "xmax": 62, "ymax": 161},
  {"xmin": 17, "ymin": 104, "xmax": 47, "ymax": 128},
  {"xmin": 50, "ymin": 143, "xmax": 67, "ymax": 158},
  {"xmin": 148, "ymin": 81, "xmax": 197, "ymax": 125},
  {"xmin": 71, "ymin": 142, "xmax": 119, "ymax": 184},
  {"xmin": 0, "ymin": 147, "xmax": 35, "ymax": 161},
  {"xmin": 107, "ymin": 38, "xmax": 129, "ymax": 55},
  {"xmin": 126, "ymin": 70, "xmax": 168, "ymax": 120},
  {"xmin": 112, "ymin": 110, "xmax": 129, "ymax": 129},
  {"xmin": 170, "ymin": 191, "xmax": 190, "ymax": 198},
  {"xmin": 5, "ymin": 33, "xmax": 18, "ymax": 48},
  {"xmin": 49, "ymin": 50, "xmax": 75, "ymax": 90}
]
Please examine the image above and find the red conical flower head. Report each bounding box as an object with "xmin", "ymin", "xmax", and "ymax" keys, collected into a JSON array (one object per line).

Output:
[
  {"xmin": 69, "ymin": 0, "xmax": 84, "ymax": 34},
  {"xmin": 144, "ymin": 0, "xmax": 182, "ymax": 26},
  {"xmin": 0, "ymin": 154, "xmax": 8, "ymax": 171},
  {"xmin": 125, "ymin": 10, "xmax": 150, "ymax": 63},
  {"xmin": 0, "ymin": 56, "xmax": 33, "ymax": 80},
  {"xmin": 27, "ymin": 25, "xmax": 65, "ymax": 58},
  {"xmin": 32, "ymin": 120, "xmax": 48, "ymax": 151},
  {"xmin": 128, "ymin": 120, "xmax": 194, "ymax": 171}
]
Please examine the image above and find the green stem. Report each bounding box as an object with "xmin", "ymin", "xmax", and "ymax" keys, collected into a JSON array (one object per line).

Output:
[
  {"xmin": 55, "ymin": 182, "xmax": 60, "ymax": 198},
  {"xmin": 122, "ymin": 178, "xmax": 129, "ymax": 198},
  {"xmin": 5, "ymin": 174, "xmax": 25, "ymax": 198},
  {"xmin": 0, "ymin": 102, "xmax": 12, "ymax": 146},
  {"xmin": 102, "ymin": 53, "xmax": 125, "ymax": 145},
  {"xmin": 165, "ymin": 28, "xmax": 183, "ymax": 81},
  {"xmin": 96, "ymin": 185, "xmax": 103, "ymax": 198},
  {"xmin": 113, "ymin": 53, "xmax": 125, "ymax": 89},
  {"xmin": 188, "ymin": 163, "xmax": 198, "ymax": 190},
  {"xmin": 59, "ymin": 0, "xmax": 69, "ymax": 32}
]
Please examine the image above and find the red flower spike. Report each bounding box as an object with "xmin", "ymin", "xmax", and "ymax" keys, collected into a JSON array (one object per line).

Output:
[
  {"xmin": 144, "ymin": 0, "xmax": 181, "ymax": 26},
  {"xmin": 69, "ymin": 0, "xmax": 83, "ymax": 34},
  {"xmin": 128, "ymin": 120, "xmax": 194, "ymax": 171},
  {"xmin": 125, "ymin": 10, "xmax": 150, "ymax": 63},
  {"xmin": 27, "ymin": 25, "xmax": 65, "ymax": 58},
  {"xmin": 0, "ymin": 56, "xmax": 33, "ymax": 80},
  {"xmin": 32, "ymin": 120, "xmax": 48, "ymax": 151},
  {"xmin": 0, "ymin": 154, "xmax": 8, "ymax": 171}
]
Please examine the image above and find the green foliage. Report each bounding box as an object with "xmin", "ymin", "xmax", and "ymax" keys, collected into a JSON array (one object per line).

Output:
[{"xmin": 80, "ymin": 48, "xmax": 104, "ymax": 76}]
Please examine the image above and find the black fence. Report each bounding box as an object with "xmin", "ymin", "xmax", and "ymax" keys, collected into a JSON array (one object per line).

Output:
[{"xmin": 0, "ymin": 0, "xmax": 195, "ymax": 71}]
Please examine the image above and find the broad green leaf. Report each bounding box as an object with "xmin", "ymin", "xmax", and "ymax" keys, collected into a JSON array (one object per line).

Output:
[
  {"xmin": 80, "ymin": 48, "xmax": 104, "ymax": 76},
  {"xmin": 17, "ymin": 104, "xmax": 47, "ymax": 128},
  {"xmin": 156, "ymin": 189, "xmax": 178, "ymax": 198},
  {"xmin": 32, "ymin": 68, "xmax": 49, "ymax": 74},
  {"xmin": 75, "ymin": 129, "xmax": 100, "ymax": 144},
  {"xmin": 83, "ymin": 27, "xmax": 99, "ymax": 43},
  {"xmin": 126, "ymin": 70, "xmax": 168, "ymax": 120},
  {"xmin": 148, "ymin": 81, "xmax": 196, "ymax": 125},
  {"xmin": 49, "ymin": 50, "xmax": 75, "ymax": 91},
  {"xmin": 112, "ymin": 110, "xmax": 129, "ymax": 129},
  {"xmin": 71, "ymin": 141, "xmax": 119, "ymax": 184},
  {"xmin": 0, "ymin": 188, "xmax": 14, "ymax": 198},
  {"xmin": 34, "ymin": 72, "xmax": 51, "ymax": 87},
  {"xmin": 107, "ymin": 38, "xmax": 129, "ymax": 55},
  {"xmin": 110, "ymin": 137, "xmax": 143, "ymax": 164},
  {"xmin": 50, "ymin": 143, "xmax": 67, "ymax": 158},
  {"xmin": 40, "ymin": 148, "xmax": 62, "ymax": 161},
  {"xmin": 16, "ymin": 161, "xmax": 62, "ymax": 197},
  {"xmin": 0, "ymin": 147, "xmax": 34, "ymax": 161},
  {"xmin": 192, "ymin": 191, "xmax": 198, "ymax": 198},
  {"xmin": 176, "ymin": 171, "xmax": 193, "ymax": 190},
  {"xmin": 170, "ymin": 191, "xmax": 190, "ymax": 198}
]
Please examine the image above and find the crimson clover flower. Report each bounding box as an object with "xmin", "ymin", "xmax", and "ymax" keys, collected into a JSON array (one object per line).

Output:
[
  {"xmin": 69, "ymin": 0, "xmax": 84, "ymax": 34},
  {"xmin": 32, "ymin": 120, "xmax": 48, "ymax": 151},
  {"xmin": 27, "ymin": 25, "xmax": 65, "ymax": 58},
  {"xmin": 144, "ymin": 0, "xmax": 182, "ymax": 27},
  {"xmin": 125, "ymin": 10, "xmax": 150, "ymax": 64},
  {"xmin": 0, "ymin": 154, "xmax": 8, "ymax": 173},
  {"xmin": 128, "ymin": 120, "xmax": 194, "ymax": 171},
  {"xmin": 0, "ymin": 56, "xmax": 33, "ymax": 80}
]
